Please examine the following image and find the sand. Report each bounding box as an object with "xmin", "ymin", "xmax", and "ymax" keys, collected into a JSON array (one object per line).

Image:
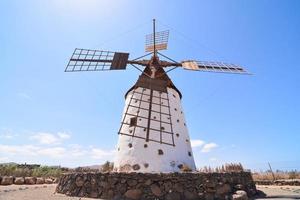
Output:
[{"xmin": 0, "ymin": 184, "xmax": 300, "ymax": 200}]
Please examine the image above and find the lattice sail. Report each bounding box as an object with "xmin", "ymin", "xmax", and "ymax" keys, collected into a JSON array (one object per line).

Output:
[
  {"xmin": 181, "ymin": 60, "xmax": 249, "ymax": 74},
  {"xmin": 145, "ymin": 30, "xmax": 169, "ymax": 52},
  {"xmin": 65, "ymin": 48, "xmax": 129, "ymax": 72}
]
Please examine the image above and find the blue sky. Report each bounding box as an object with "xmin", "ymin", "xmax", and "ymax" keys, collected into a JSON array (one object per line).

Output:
[{"xmin": 1, "ymin": 0, "xmax": 299, "ymax": 171}]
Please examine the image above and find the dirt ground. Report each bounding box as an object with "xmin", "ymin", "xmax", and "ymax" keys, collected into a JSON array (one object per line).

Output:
[
  {"xmin": 0, "ymin": 184, "xmax": 98, "ymax": 200},
  {"xmin": 0, "ymin": 184, "xmax": 300, "ymax": 200},
  {"xmin": 256, "ymin": 185, "xmax": 300, "ymax": 199}
]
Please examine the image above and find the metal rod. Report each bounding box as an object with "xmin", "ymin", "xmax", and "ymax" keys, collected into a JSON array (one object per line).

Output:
[
  {"xmin": 132, "ymin": 52, "xmax": 153, "ymax": 61},
  {"xmin": 268, "ymin": 162, "xmax": 276, "ymax": 182},
  {"xmin": 157, "ymin": 51, "xmax": 180, "ymax": 64},
  {"xmin": 153, "ymin": 18, "xmax": 156, "ymax": 57},
  {"xmin": 130, "ymin": 64, "xmax": 151, "ymax": 78}
]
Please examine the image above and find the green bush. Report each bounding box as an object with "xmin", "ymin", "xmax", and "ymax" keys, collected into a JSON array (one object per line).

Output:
[{"xmin": 0, "ymin": 164, "xmax": 62, "ymax": 178}]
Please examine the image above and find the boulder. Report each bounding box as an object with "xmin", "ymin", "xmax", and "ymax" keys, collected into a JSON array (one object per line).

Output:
[
  {"xmin": 127, "ymin": 179, "xmax": 138, "ymax": 187},
  {"xmin": 183, "ymin": 190, "xmax": 198, "ymax": 200},
  {"xmin": 25, "ymin": 177, "xmax": 36, "ymax": 184},
  {"xmin": 1, "ymin": 176, "xmax": 13, "ymax": 185},
  {"xmin": 165, "ymin": 192, "xmax": 181, "ymax": 200},
  {"xmin": 124, "ymin": 189, "xmax": 142, "ymax": 200},
  {"xmin": 36, "ymin": 177, "xmax": 45, "ymax": 184},
  {"xmin": 45, "ymin": 178, "xmax": 53, "ymax": 184},
  {"xmin": 14, "ymin": 177, "xmax": 25, "ymax": 185},
  {"xmin": 150, "ymin": 184, "xmax": 162, "ymax": 197},
  {"xmin": 216, "ymin": 183, "xmax": 231, "ymax": 195},
  {"xmin": 75, "ymin": 176, "xmax": 84, "ymax": 187},
  {"xmin": 174, "ymin": 183, "xmax": 184, "ymax": 192},
  {"xmin": 232, "ymin": 190, "xmax": 248, "ymax": 200}
]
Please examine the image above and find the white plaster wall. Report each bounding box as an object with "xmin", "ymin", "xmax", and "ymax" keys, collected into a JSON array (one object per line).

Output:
[{"xmin": 114, "ymin": 87, "xmax": 196, "ymax": 173}]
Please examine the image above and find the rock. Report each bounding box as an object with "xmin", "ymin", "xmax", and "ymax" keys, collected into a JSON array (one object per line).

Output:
[
  {"xmin": 53, "ymin": 178, "xmax": 59, "ymax": 183},
  {"xmin": 1, "ymin": 176, "xmax": 13, "ymax": 185},
  {"xmin": 150, "ymin": 184, "xmax": 162, "ymax": 197},
  {"xmin": 232, "ymin": 190, "xmax": 248, "ymax": 200},
  {"xmin": 90, "ymin": 191, "xmax": 98, "ymax": 198},
  {"xmin": 144, "ymin": 179, "xmax": 152, "ymax": 185},
  {"xmin": 174, "ymin": 183, "xmax": 184, "ymax": 192},
  {"xmin": 127, "ymin": 179, "xmax": 138, "ymax": 187},
  {"xmin": 75, "ymin": 176, "xmax": 84, "ymax": 187},
  {"xmin": 216, "ymin": 183, "xmax": 231, "ymax": 195},
  {"xmin": 45, "ymin": 178, "xmax": 53, "ymax": 184},
  {"xmin": 165, "ymin": 192, "xmax": 181, "ymax": 200},
  {"xmin": 14, "ymin": 177, "xmax": 25, "ymax": 185},
  {"xmin": 124, "ymin": 189, "xmax": 142, "ymax": 200},
  {"xmin": 235, "ymin": 184, "xmax": 244, "ymax": 190},
  {"xmin": 36, "ymin": 177, "xmax": 45, "ymax": 184},
  {"xmin": 25, "ymin": 177, "xmax": 36, "ymax": 185},
  {"xmin": 184, "ymin": 190, "xmax": 198, "ymax": 200},
  {"xmin": 132, "ymin": 164, "xmax": 140, "ymax": 171},
  {"xmin": 163, "ymin": 181, "xmax": 173, "ymax": 191}
]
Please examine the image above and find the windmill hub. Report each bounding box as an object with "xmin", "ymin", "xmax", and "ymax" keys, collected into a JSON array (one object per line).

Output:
[{"xmin": 65, "ymin": 19, "xmax": 249, "ymax": 173}]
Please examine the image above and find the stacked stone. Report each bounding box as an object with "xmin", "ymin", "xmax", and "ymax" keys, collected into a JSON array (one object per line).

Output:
[
  {"xmin": 255, "ymin": 179, "xmax": 300, "ymax": 186},
  {"xmin": 0, "ymin": 176, "xmax": 57, "ymax": 185},
  {"xmin": 56, "ymin": 172, "xmax": 257, "ymax": 200}
]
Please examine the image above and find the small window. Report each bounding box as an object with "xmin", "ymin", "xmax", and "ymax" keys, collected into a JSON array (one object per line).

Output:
[
  {"xmin": 158, "ymin": 149, "xmax": 164, "ymax": 155},
  {"xmin": 176, "ymin": 133, "xmax": 180, "ymax": 137},
  {"xmin": 130, "ymin": 117, "xmax": 137, "ymax": 127},
  {"xmin": 174, "ymin": 108, "xmax": 177, "ymax": 111},
  {"xmin": 143, "ymin": 128, "xmax": 147, "ymax": 132},
  {"xmin": 144, "ymin": 144, "xmax": 148, "ymax": 148},
  {"xmin": 177, "ymin": 119, "xmax": 180, "ymax": 123},
  {"xmin": 173, "ymin": 94, "xmax": 176, "ymax": 98},
  {"xmin": 188, "ymin": 151, "xmax": 192, "ymax": 156},
  {"xmin": 128, "ymin": 143, "xmax": 133, "ymax": 148},
  {"xmin": 161, "ymin": 126, "xmax": 165, "ymax": 131}
]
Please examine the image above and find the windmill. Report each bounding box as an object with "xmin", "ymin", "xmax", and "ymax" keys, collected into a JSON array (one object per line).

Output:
[{"xmin": 65, "ymin": 19, "xmax": 249, "ymax": 173}]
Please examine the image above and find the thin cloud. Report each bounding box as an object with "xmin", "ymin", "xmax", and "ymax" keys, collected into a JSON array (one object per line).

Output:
[
  {"xmin": 201, "ymin": 143, "xmax": 218, "ymax": 153},
  {"xmin": 0, "ymin": 128, "xmax": 18, "ymax": 139},
  {"xmin": 91, "ymin": 148, "xmax": 116, "ymax": 159},
  {"xmin": 30, "ymin": 132, "xmax": 71, "ymax": 145},
  {"xmin": 17, "ymin": 92, "xmax": 32, "ymax": 100},
  {"xmin": 209, "ymin": 157, "xmax": 218, "ymax": 162},
  {"xmin": 0, "ymin": 144, "xmax": 116, "ymax": 166},
  {"xmin": 191, "ymin": 139, "xmax": 205, "ymax": 147}
]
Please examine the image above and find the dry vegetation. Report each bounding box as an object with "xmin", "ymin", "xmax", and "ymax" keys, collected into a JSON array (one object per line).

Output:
[
  {"xmin": 198, "ymin": 163, "xmax": 245, "ymax": 173},
  {"xmin": 0, "ymin": 161, "xmax": 114, "ymax": 178},
  {"xmin": 252, "ymin": 170, "xmax": 300, "ymax": 181}
]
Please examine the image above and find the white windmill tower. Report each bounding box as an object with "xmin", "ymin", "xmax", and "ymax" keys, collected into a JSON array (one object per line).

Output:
[{"xmin": 65, "ymin": 19, "xmax": 249, "ymax": 173}]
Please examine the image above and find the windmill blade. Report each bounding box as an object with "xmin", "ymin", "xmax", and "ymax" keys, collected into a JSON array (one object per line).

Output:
[
  {"xmin": 65, "ymin": 48, "xmax": 129, "ymax": 72},
  {"xmin": 181, "ymin": 60, "xmax": 249, "ymax": 74},
  {"xmin": 145, "ymin": 30, "xmax": 169, "ymax": 52}
]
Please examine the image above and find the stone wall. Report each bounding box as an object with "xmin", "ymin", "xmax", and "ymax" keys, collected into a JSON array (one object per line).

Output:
[
  {"xmin": 0, "ymin": 176, "xmax": 57, "ymax": 185},
  {"xmin": 56, "ymin": 172, "xmax": 257, "ymax": 200},
  {"xmin": 255, "ymin": 179, "xmax": 300, "ymax": 186}
]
